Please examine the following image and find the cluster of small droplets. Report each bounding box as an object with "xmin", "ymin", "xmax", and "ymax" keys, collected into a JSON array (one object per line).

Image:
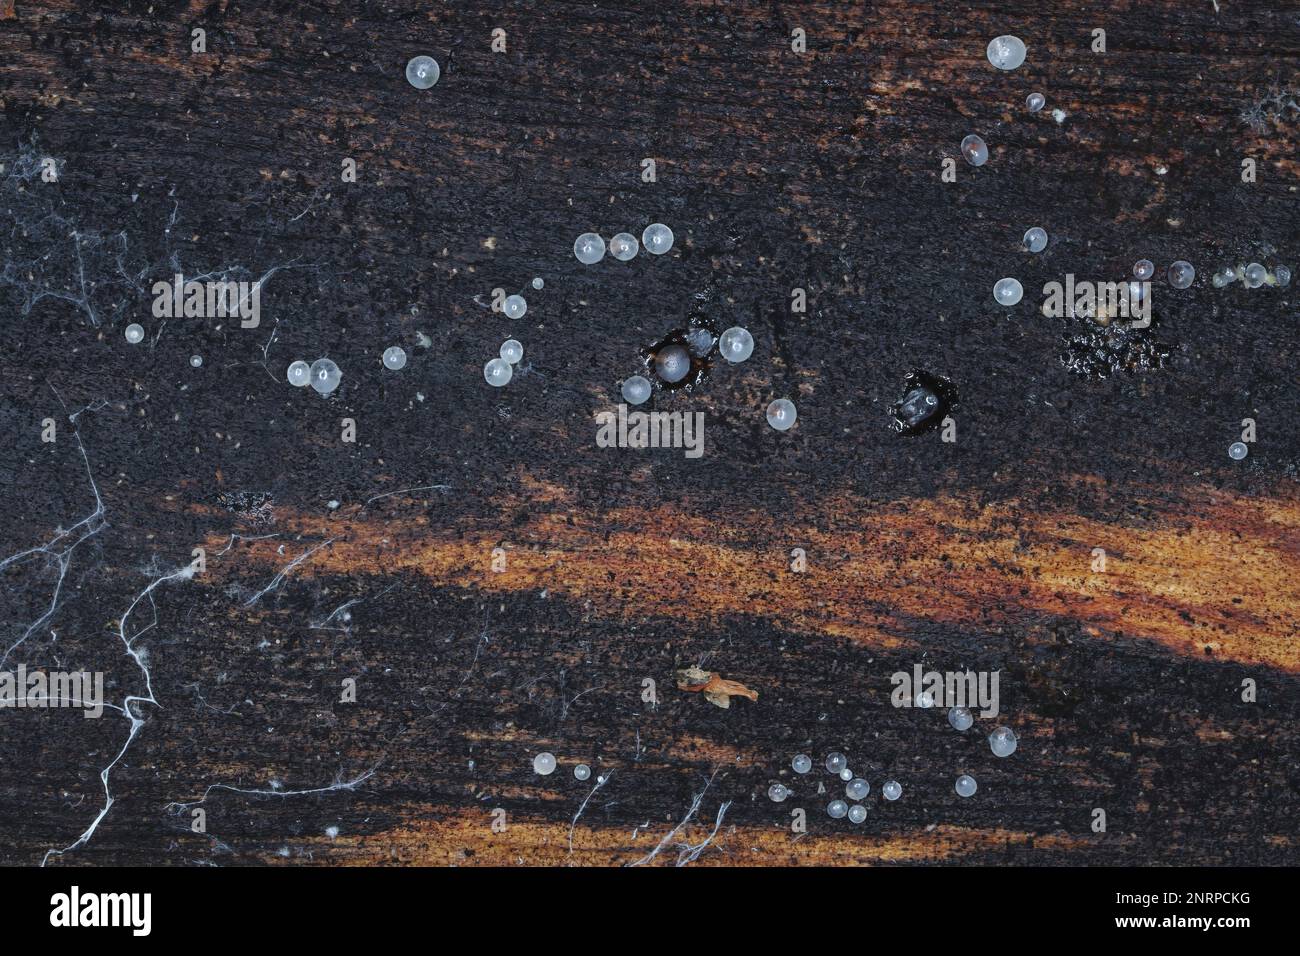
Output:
[
  {"xmin": 766, "ymin": 398, "xmax": 797, "ymax": 431},
  {"xmin": 1212, "ymin": 262, "xmax": 1291, "ymax": 290},
  {"xmin": 574, "ymin": 223, "xmax": 673, "ymax": 265},
  {"xmin": 285, "ymin": 358, "xmax": 341, "ymax": 395},
  {"xmin": 485, "ymin": 337, "xmax": 524, "ymax": 387}
]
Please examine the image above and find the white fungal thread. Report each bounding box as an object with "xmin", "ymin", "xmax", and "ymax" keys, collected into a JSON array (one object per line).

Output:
[
  {"xmin": 568, "ymin": 770, "xmax": 614, "ymax": 856},
  {"xmin": 240, "ymin": 538, "xmax": 336, "ymax": 607},
  {"xmin": 627, "ymin": 769, "xmax": 725, "ymax": 867}
]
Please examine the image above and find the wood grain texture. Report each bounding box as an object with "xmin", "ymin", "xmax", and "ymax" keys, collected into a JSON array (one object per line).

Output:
[{"xmin": 0, "ymin": 1, "xmax": 1297, "ymax": 866}]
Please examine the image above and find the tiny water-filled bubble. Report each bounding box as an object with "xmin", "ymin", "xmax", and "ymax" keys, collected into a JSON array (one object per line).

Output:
[
  {"xmin": 503, "ymin": 294, "xmax": 527, "ymax": 320},
  {"xmin": 406, "ymin": 55, "xmax": 440, "ymax": 90},
  {"xmin": 531, "ymin": 277, "xmax": 544, "ymax": 290},
  {"xmin": 654, "ymin": 343, "xmax": 692, "ymax": 384},
  {"xmin": 719, "ymin": 326, "xmax": 754, "ymax": 363},
  {"xmin": 960, "ymin": 134, "xmax": 988, "ymax": 167},
  {"xmin": 1133, "ymin": 259, "xmax": 1155, "ymax": 280},
  {"xmin": 309, "ymin": 358, "xmax": 341, "ymax": 395},
  {"xmin": 189, "ymin": 355, "xmax": 203, "ymax": 368},
  {"xmin": 915, "ymin": 690, "xmax": 935, "ymax": 709},
  {"xmin": 287, "ymin": 361, "xmax": 311, "ymax": 387},
  {"xmin": 989, "ymin": 726, "xmax": 1018, "ymax": 757},
  {"xmin": 948, "ymin": 706, "xmax": 974, "ymax": 731},
  {"xmin": 825, "ymin": 752, "xmax": 847, "ymax": 775},
  {"xmin": 383, "ymin": 346, "xmax": 407, "ymax": 370},
  {"xmin": 767, "ymin": 399, "xmax": 797, "ymax": 431},
  {"xmin": 847, "ymin": 804, "xmax": 867, "ymax": 824},
  {"xmin": 1275, "ymin": 265, "xmax": 1292, "ymax": 287},
  {"xmin": 685, "ymin": 328, "xmax": 715, "ymax": 357},
  {"xmin": 484, "ymin": 357, "xmax": 513, "ymax": 387},
  {"xmin": 987, "ymin": 35, "xmax": 1026, "ymax": 70},
  {"xmin": 574, "ymin": 764, "xmax": 591, "ymax": 781},
  {"xmin": 574, "ymin": 233, "xmax": 606, "ymax": 265},
  {"xmin": 1212, "ymin": 265, "xmax": 1238, "ymax": 288},
  {"xmin": 642, "ymin": 223, "xmax": 674, "ymax": 255},
  {"xmin": 125, "ymin": 323, "xmax": 144, "ymax": 344},
  {"xmin": 609, "ymin": 232, "xmax": 639, "ymax": 261},
  {"xmin": 621, "ymin": 374, "xmax": 651, "ymax": 405},
  {"xmin": 1229, "ymin": 441, "xmax": 1248, "ymax": 461},
  {"xmin": 500, "ymin": 339, "xmax": 524, "ymax": 364},
  {"xmin": 768, "ymin": 783, "xmax": 790, "ymax": 803},
  {"xmin": 994, "ymin": 277, "xmax": 1023, "ymax": 305},
  {"xmin": 1244, "ymin": 262, "xmax": 1267, "ymax": 288},
  {"xmin": 1023, "ymin": 227, "xmax": 1047, "ymax": 253},
  {"xmin": 533, "ymin": 752, "xmax": 556, "ymax": 775},
  {"xmin": 827, "ymin": 800, "xmax": 848, "ymax": 819},
  {"xmin": 955, "ymin": 774, "xmax": 978, "ymax": 798},
  {"xmin": 882, "ymin": 779, "xmax": 902, "ymax": 801},
  {"xmin": 1026, "ymin": 92, "xmax": 1045, "ymax": 112},
  {"xmin": 792, "ymin": 753, "xmax": 812, "ymax": 774},
  {"xmin": 1168, "ymin": 260, "xmax": 1196, "ymax": 289},
  {"xmin": 839, "ymin": 767, "xmax": 853, "ymax": 782},
  {"xmin": 846, "ymin": 778, "xmax": 870, "ymax": 800}
]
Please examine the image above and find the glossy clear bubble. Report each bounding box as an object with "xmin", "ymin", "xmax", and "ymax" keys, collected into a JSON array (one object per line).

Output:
[
  {"xmin": 1229, "ymin": 441, "xmax": 1248, "ymax": 461},
  {"xmin": 574, "ymin": 233, "xmax": 606, "ymax": 265},
  {"xmin": 533, "ymin": 752, "xmax": 557, "ymax": 775},
  {"xmin": 987, "ymin": 35, "xmax": 1026, "ymax": 70},
  {"xmin": 955, "ymin": 774, "xmax": 978, "ymax": 798},
  {"xmin": 287, "ymin": 360, "xmax": 311, "ymax": 387},
  {"xmin": 792, "ymin": 753, "xmax": 812, "ymax": 774},
  {"xmin": 654, "ymin": 344, "xmax": 692, "ymax": 383},
  {"xmin": 846, "ymin": 778, "xmax": 870, "ymax": 801},
  {"xmin": 1275, "ymin": 265, "xmax": 1292, "ymax": 288},
  {"xmin": 768, "ymin": 783, "xmax": 790, "ymax": 803},
  {"xmin": 532, "ymin": 277, "xmax": 544, "ymax": 290},
  {"xmin": 609, "ymin": 232, "xmax": 639, "ymax": 261},
  {"xmin": 1026, "ymin": 92, "xmax": 1045, "ymax": 112},
  {"xmin": 1244, "ymin": 262, "xmax": 1267, "ymax": 288},
  {"xmin": 125, "ymin": 323, "xmax": 144, "ymax": 344},
  {"xmin": 621, "ymin": 374, "xmax": 652, "ymax": 405},
  {"xmin": 1133, "ymin": 259, "xmax": 1155, "ymax": 280},
  {"xmin": 1023, "ymin": 227, "xmax": 1047, "ymax": 253},
  {"xmin": 383, "ymin": 346, "xmax": 407, "ymax": 370},
  {"xmin": 961, "ymin": 134, "xmax": 988, "ymax": 167},
  {"xmin": 503, "ymin": 294, "xmax": 527, "ymax": 320},
  {"xmin": 948, "ymin": 706, "xmax": 974, "ymax": 732},
  {"xmin": 642, "ymin": 223, "xmax": 674, "ymax": 255},
  {"xmin": 574, "ymin": 764, "xmax": 591, "ymax": 781},
  {"xmin": 882, "ymin": 779, "xmax": 902, "ymax": 801},
  {"xmin": 309, "ymin": 358, "xmax": 341, "ymax": 395},
  {"xmin": 484, "ymin": 357, "xmax": 513, "ymax": 387},
  {"xmin": 719, "ymin": 326, "xmax": 754, "ymax": 363},
  {"xmin": 915, "ymin": 691, "xmax": 935, "ymax": 709},
  {"xmin": 1212, "ymin": 265, "xmax": 1238, "ymax": 288},
  {"xmin": 994, "ymin": 277, "xmax": 1023, "ymax": 305},
  {"xmin": 825, "ymin": 752, "xmax": 847, "ymax": 775},
  {"xmin": 1168, "ymin": 260, "xmax": 1196, "ymax": 289},
  {"xmin": 406, "ymin": 55, "xmax": 440, "ymax": 90},
  {"xmin": 685, "ymin": 328, "xmax": 715, "ymax": 357},
  {"xmin": 989, "ymin": 726, "xmax": 1018, "ymax": 757},
  {"xmin": 827, "ymin": 799, "xmax": 848, "ymax": 819},
  {"xmin": 189, "ymin": 355, "xmax": 203, "ymax": 368},
  {"xmin": 839, "ymin": 767, "xmax": 853, "ymax": 782},
  {"xmin": 500, "ymin": 339, "xmax": 524, "ymax": 364},
  {"xmin": 767, "ymin": 398, "xmax": 797, "ymax": 431},
  {"xmin": 847, "ymin": 804, "xmax": 868, "ymax": 824}
]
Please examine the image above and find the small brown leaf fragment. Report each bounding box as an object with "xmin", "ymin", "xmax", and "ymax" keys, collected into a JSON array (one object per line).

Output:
[
  {"xmin": 675, "ymin": 667, "xmax": 758, "ymax": 708},
  {"xmin": 0, "ymin": 1, "xmax": 15, "ymax": 20}
]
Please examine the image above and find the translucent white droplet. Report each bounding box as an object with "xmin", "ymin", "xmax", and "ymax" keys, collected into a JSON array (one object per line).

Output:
[
  {"xmin": 383, "ymin": 346, "xmax": 407, "ymax": 370},
  {"xmin": 994, "ymin": 277, "xmax": 1023, "ymax": 305},
  {"xmin": 484, "ymin": 357, "xmax": 513, "ymax": 387},
  {"xmin": 574, "ymin": 233, "xmax": 606, "ymax": 265},
  {"xmin": 642, "ymin": 223, "xmax": 674, "ymax": 255},
  {"xmin": 533, "ymin": 752, "xmax": 556, "ymax": 775},
  {"xmin": 1168, "ymin": 260, "xmax": 1196, "ymax": 289},
  {"xmin": 125, "ymin": 323, "xmax": 144, "ymax": 344},
  {"xmin": 839, "ymin": 767, "xmax": 853, "ymax": 782},
  {"xmin": 1026, "ymin": 92, "xmax": 1045, "ymax": 112},
  {"xmin": 987, "ymin": 35, "xmax": 1026, "ymax": 70},
  {"xmin": 961, "ymin": 134, "xmax": 989, "ymax": 167},
  {"xmin": 574, "ymin": 763, "xmax": 591, "ymax": 781},
  {"xmin": 1228, "ymin": 441, "xmax": 1248, "ymax": 461},
  {"xmin": 948, "ymin": 706, "xmax": 974, "ymax": 731},
  {"xmin": 825, "ymin": 752, "xmax": 847, "ymax": 774},
  {"xmin": 189, "ymin": 355, "xmax": 203, "ymax": 368},
  {"xmin": 531, "ymin": 277, "xmax": 544, "ymax": 290},
  {"xmin": 1133, "ymin": 259, "xmax": 1155, "ymax": 280},
  {"xmin": 955, "ymin": 774, "xmax": 978, "ymax": 797},
  {"xmin": 792, "ymin": 753, "xmax": 812, "ymax": 774},
  {"xmin": 287, "ymin": 360, "xmax": 311, "ymax": 387},
  {"xmin": 503, "ymin": 294, "xmax": 527, "ymax": 320},
  {"xmin": 988, "ymin": 726, "xmax": 1018, "ymax": 757},
  {"xmin": 1243, "ymin": 262, "xmax": 1267, "ymax": 289},
  {"xmin": 767, "ymin": 399, "xmax": 797, "ymax": 431},
  {"xmin": 882, "ymin": 779, "xmax": 902, "ymax": 801},
  {"xmin": 1275, "ymin": 265, "xmax": 1292, "ymax": 288},
  {"xmin": 827, "ymin": 799, "xmax": 848, "ymax": 819},
  {"xmin": 620, "ymin": 374, "xmax": 651, "ymax": 405},
  {"xmin": 768, "ymin": 783, "xmax": 790, "ymax": 803},
  {"xmin": 406, "ymin": 55, "xmax": 440, "ymax": 90},
  {"xmin": 500, "ymin": 339, "xmax": 524, "ymax": 364},
  {"xmin": 846, "ymin": 778, "xmax": 870, "ymax": 800},
  {"xmin": 309, "ymin": 358, "xmax": 341, "ymax": 395},
  {"xmin": 847, "ymin": 804, "xmax": 867, "ymax": 824},
  {"xmin": 609, "ymin": 232, "xmax": 639, "ymax": 261},
  {"xmin": 719, "ymin": 326, "xmax": 754, "ymax": 363},
  {"xmin": 1212, "ymin": 265, "xmax": 1238, "ymax": 288},
  {"xmin": 654, "ymin": 344, "xmax": 691, "ymax": 383},
  {"xmin": 1023, "ymin": 227, "xmax": 1047, "ymax": 253}
]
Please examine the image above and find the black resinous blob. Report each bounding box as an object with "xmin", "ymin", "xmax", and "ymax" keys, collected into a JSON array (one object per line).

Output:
[{"xmin": 888, "ymin": 370, "xmax": 958, "ymax": 435}]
